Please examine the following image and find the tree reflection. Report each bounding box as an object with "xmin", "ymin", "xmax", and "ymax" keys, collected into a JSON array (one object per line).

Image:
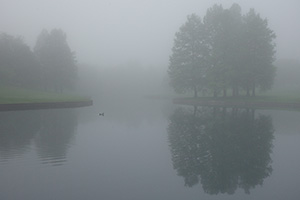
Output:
[
  {"xmin": 35, "ymin": 109, "xmax": 77, "ymax": 166},
  {"xmin": 168, "ymin": 106, "xmax": 274, "ymax": 194},
  {"xmin": 0, "ymin": 109, "xmax": 77, "ymax": 166},
  {"xmin": 0, "ymin": 111, "xmax": 42, "ymax": 160}
]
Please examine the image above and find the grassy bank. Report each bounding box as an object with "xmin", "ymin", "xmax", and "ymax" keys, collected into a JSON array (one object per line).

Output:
[
  {"xmin": 175, "ymin": 89, "xmax": 300, "ymax": 103},
  {"xmin": 173, "ymin": 90, "xmax": 300, "ymax": 110},
  {"xmin": 0, "ymin": 86, "xmax": 91, "ymax": 104}
]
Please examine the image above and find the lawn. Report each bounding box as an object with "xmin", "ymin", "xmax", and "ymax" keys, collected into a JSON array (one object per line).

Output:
[
  {"xmin": 0, "ymin": 86, "xmax": 91, "ymax": 104},
  {"xmin": 173, "ymin": 89, "xmax": 300, "ymax": 111}
]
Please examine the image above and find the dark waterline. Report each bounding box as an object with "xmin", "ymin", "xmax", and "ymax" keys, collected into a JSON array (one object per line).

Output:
[
  {"xmin": 0, "ymin": 100, "xmax": 93, "ymax": 112},
  {"xmin": 0, "ymin": 103, "xmax": 300, "ymax": 200}
]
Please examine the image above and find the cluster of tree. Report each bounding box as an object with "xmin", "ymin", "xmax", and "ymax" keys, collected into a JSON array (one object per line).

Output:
[
  {"xmin": 0, "ymin": 29, "xmax": 77, "ymax": 92},
  {"xmin": 0, "ymin": 34, "xmax": 41, "ymax": 87},
  {"xmin": 168, "ymin": 4, "xmax": 276, "ymax": 97},
  {"xmin": 168, "ymin": 106, "xmax": 274, "ymax": 194}
]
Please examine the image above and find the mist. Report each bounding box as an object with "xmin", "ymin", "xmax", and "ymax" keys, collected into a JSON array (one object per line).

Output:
[
  {"xmin": 2, "ymin": 1, "xmax": 300, "ymax": 199},
  {"xmin": 1, "ymin": 0, "xmax": 300, "ymax": 121},
  {"xmin": 1, "ymin": 0, "xmax": 300, "ymax": 114},
  {"xmin": 2, "ymin": 0, "xmax": 300, "ymax": 70}
]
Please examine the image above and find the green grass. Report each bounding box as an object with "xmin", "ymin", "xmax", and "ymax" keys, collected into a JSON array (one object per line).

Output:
[
  {"xmin": 179, "ymin": 89, "xmax": 300, "ymax": 104},
  {"xmin": 0, "ymin": 86, "xmax": 91, "ymax": 104},
  {"xmin": 257, "ymin": 90, "xmax": 300, "ymax": 103},
  {"xmin": 174, "ymin": 91, "xmax": 300, "ymax": 111}
]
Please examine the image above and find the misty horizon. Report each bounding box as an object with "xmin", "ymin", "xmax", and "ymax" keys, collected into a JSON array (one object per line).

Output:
[{"xmin": 2, "ymin": 0, "xmax": 300, "ymax": 68}]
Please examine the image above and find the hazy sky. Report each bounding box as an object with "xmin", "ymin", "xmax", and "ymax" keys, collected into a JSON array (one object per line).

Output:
[{"xmin": 1, "ymin": 0, "xmax": 299, "ymax": 68}]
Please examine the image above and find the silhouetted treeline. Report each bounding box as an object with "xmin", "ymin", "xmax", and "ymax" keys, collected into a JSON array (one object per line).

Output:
[
  {"xmin": 169, "ymin": 4, "xmax": 276, "ymax": 97},
  {"xmin": 0, "ymin": 29, "xmax": 77, "ymax": 92},
  {"xmin": 0, "ymin": 34, "xmax": 41, "ymax": 87}
]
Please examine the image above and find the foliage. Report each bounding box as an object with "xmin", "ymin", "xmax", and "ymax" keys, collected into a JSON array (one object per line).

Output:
[
  {"xmin": 168, "ymin": 3, "xmax": 276, "ymax": 97},
  {"xmin": 168, "ymin": 14, "xmax": 210, "ymax": 97},
  {"xmin": 0, "ymin": 29, "xmax": 77, "ymax": 93},
  {"xmin": 34, "ymin": 29, "xmax": 77, "ymax": 92},
  {"xmin": 0, "ymin": 33, "xmax": 42, "ymax": 87}
]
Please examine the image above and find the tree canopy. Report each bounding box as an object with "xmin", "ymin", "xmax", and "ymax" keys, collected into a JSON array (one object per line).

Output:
[
  {"xmin": 0, "ymin": 33, "xmax": 41, "ymax": 87},
  {"xmin": 0, "ymin": 29, "xmax": 77, "ymax": 92},
  {"xmin": 168, "ymin": 4, "xmax": 276, "ymax": 97},
  {"xmin": 34, "ymin": 29, "xmax": 77, "ymax": 92},
  {"xmin": 169, "ymin": 14, "xmax": 210, "ymax": 97}
]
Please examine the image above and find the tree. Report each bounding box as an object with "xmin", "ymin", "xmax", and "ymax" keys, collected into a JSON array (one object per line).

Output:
[
  {"xmin": 34, "ymin": 29, "xmax": 77, "ymax": 92},
  {"xmin": 0, "ymin": 33, "xmax": 41, "ymax": 87},
  {"xmin": 203, "ymin": 4, "xmax": 227, "ymax": 97},
  {"xmin": 168, "ymin": 14, "xmax": 210, "ymax": 97},
  {"xmin": 242, "ymin": 9, "xmax": 276, "ymax": 96},
  {"xmin": 204, "ymin": 4, "xmax": 248, "ymax": 97},
  {"xmin": 168, "ymin": 4, "xmax": 276, "ymax": 98}
]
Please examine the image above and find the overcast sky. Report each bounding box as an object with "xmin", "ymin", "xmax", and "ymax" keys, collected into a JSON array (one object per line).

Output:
[{"xmin": 1, "ymin": 0, "xmax": 299, "ymax": 68}]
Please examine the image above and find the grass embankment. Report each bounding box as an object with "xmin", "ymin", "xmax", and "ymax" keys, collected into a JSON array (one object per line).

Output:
[
  {"xmin": 174, "ymin": 90, "xmax": 300, "ymax": 110},
  {"xmin": 0, "ymin": 86, "xmax": 91, "ymax": 104}
]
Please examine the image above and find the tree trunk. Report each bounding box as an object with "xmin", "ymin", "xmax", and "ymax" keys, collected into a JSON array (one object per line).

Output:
[
  {"xmin": 232, "ymin": 85, "xmax": 238, "ymax": 97},
  {"xmin": 251, "ymin": 82, "xmax": 256, "ymax": 97},
  {"xmin": 194, "ymin": 86, "xmax": 198, "ymax": 98}
]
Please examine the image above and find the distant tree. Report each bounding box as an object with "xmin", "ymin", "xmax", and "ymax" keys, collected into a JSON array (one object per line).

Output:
[
  {"xmin": 168, "ymin": 4, "xmax": 276, "ymax": 98},
  {"xmin": 223, "ymin": 4, "xmax": 244, "ymax": 97},
  {"xmin": 0, "ymin": 33, "xmax": 41, "ymax": 87},
  {"xmin": 242, "ymin": 9, "xmax": 276, "ymax": 96},
  {"xmin": 203, "ymin": 4, "xmax": 227, "ymax": 97},
  {"xmin": 204, "ymin": 4, "xmax": 251, "ymax": 97},
  {"xmin": 34, "ymin": 29, "xmax": 77, "ymax": 92},
  {"xmin": 168, "ymin": 14, "xmax": 210, "ymax": 97}
]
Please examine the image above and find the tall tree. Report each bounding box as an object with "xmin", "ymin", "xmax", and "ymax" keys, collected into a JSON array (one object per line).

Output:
[
  {"xmin": 168, "ymin": 14, "xmax": 210, "ymax": 97},
  {"xmin": 204, "ymin": 4, "xmax": 244, "ymax": 97},
  {"xmin": 168, "ymin": 4, "xmax": 276, "ymax": 98},
  {"xmin": 0, "ymin": 33, "xmax": 41, "ymax": 87},
  {"xmin": 203, "ymin": 4, "xmax": 226, "ymax": 97},
  {"xmin": 34, "ymin": 29, "xmax": 77, "ymax": 92},
  {"xmin": 242, "ymin": 9, "xmax": 276, "ymax": 96}
]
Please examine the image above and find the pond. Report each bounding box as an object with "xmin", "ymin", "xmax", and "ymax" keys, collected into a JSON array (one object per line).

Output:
[{"xmin": 0, "ymin": 100, "xmax": 300, "ymax": 200}]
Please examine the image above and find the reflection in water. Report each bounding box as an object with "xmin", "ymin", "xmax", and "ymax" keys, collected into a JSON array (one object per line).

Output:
[
  {"xmin": 0, "ymin": 109, "xmax": 77, "ymax": 166},
  {"xmin": 168, "ymin": 106, "xmax": 274, "ymax": 194},
  {"xmin": 0, "ymin": 111, "xmax": 41, "ymax": 161}
]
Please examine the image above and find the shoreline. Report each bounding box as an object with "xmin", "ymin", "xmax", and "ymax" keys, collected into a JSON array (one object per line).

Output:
[
  {"xmin": 173, "ymin": 98, "xmax": 300, "ymax": 110},
  {"xmin": 0, "ymin": 100, "xmax": 93, "ymax": 111}
]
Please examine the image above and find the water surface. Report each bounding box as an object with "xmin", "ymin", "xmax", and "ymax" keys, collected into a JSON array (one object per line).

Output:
[{"xmin": 0, "ymin": 101, "xmax": 299, "ymax": 200}]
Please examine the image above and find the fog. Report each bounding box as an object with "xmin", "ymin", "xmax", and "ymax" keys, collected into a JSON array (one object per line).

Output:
[
  {"xmin": 2, "ymin": 2, "xmax": 300, "ymax": 199},
  {"xmin": 2, "ymin": 0, "xmax": 300, "ymax": 65},
  {"xmin": 1, "ymin": 0, "xmax": 300, "ymax": 99}
]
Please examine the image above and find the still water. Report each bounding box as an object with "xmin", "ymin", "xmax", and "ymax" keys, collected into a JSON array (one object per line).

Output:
[{"xmin": 0, "ymin": 100, "xmax": 300, "ymax": 200}]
